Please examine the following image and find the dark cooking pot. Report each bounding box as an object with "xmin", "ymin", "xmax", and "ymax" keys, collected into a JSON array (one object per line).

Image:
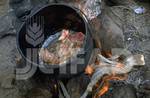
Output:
[{"xmin": 17, "ymin": 4, "xmax": 94, "ymax": 78}]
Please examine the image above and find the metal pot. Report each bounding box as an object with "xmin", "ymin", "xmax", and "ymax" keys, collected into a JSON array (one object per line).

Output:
[{"xmin": 17, "ymin": 4, "xmax": 94, "ymax": 78}]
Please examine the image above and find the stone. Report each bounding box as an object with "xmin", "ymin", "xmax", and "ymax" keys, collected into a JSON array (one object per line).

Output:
[
  {"xmin": 24, "ymin": 88, "xmax": 52, "ymax": 98},
  {"xmin": 0, "ymin": 87, "xmax": 21, "ymax": 98},
  {"xmin": 0, "ymin": 0, "xmax": 9, "ymax": 16},
  {"xmin": 0, "ymin": 36, "xmax": 16, "ymax": 88},
  {"xmin": 31, "ymin": 0, "xmax": 49, "ymax": 6},
  {"xmin": 16, "ymin": 80, "xmax": 35, "ymax": 96},
  {"xmin": 55, "ymin": 0, "xmax": 72, "ymax": 3},
  {"xmin": 140, "ymin": 80, "xmax": 150, "ymax": 90},
  {"xmin": 67, "ymin": 74, "xmax": 90, "ymax": 98},
  {"xmin": 105, "ymin": 0, "xmax": 136, "ymax": 6},
  {"xmin": 0, "ymin": 14, "xmax": 16, "ymax": 38},
  {"xmin": 136, "ymin": 0, "xmax": 150, "ymax": 3},
  {"xmin": 143, "ymin": 70, "xmax": 150, "ymax": 81},
  {"xmin": 9, "ymin": 0, "xmax": 22, "ymax": 4},
  {"xmin": 0, "ymin": 36, "xmax": 16, "ymax": 57},
  {"xmin": 9, "ymin": 0, "xmax": 32, "ymax": 19},
  {"xmin": 111, "ymin": 85, "xmax": 137, "ymax": 98},
  {"xmin": 99, "ymin": 85, "xmax": 137, "ymax": 98},
  {"xmin": 9, "ymin": 0, "xmax": 55, "ymax": 19},
  {"xmin": 96, "ymin": 9, "xmax": 124, "ymax": 51},
  {"xmin": 14, "ymin": 6, "xmax": 31, "ymax": 19},
  {"xmin": 1, "ymin": 74, "xmax": 15, "ymax": 89}
]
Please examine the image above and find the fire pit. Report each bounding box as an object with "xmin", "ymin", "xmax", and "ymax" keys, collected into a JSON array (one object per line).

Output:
[{"xmin": 15, "ymin": 1, "xmax": 148, "ymax": 98}]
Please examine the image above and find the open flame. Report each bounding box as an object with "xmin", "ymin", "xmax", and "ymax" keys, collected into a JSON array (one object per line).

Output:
[
  {"xmin": 94, "ymin": 74, "xmax": 127, "ymax": 98},
  {"xmin": 84, "ymin": 51, "xmax": 129, "ymax": 98},
  {"xmin": 94, "ymin": 51, "xmax": 127, "ymax": 97},
  {"xmin": 82, "ymin": 48, "xmax": 145, "ymax": 98},
  {"xmin": 85, "ymin": 65, "xmax": 94, "ymax": 75},
  {"xmin": 94, "ymin": 81, "xmax": 109, "ymax": 98}
]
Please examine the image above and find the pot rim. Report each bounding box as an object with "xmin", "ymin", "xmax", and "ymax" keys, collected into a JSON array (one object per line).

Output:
[{"xmin": 16, "ymin": 3, "xmax": 90, "ymax": 68}]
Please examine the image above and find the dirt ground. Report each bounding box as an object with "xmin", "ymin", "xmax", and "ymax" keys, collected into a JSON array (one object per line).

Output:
[{"xmin": 0, "ymin": 0, "xmax": 149, "ymax": 98}]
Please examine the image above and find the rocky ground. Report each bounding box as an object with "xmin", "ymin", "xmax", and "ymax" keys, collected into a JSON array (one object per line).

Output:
[{"xmin": 0, "ymin": 0, "xmax": 149, "ymax": 98}]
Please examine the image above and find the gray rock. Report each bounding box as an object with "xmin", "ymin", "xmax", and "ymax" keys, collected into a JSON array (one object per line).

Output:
[
  {"xmin": 140, "ymin": 40, "xmax": 150, "ymax": 68},
  {"xmin": 0, "ymin": 36, "xmax": 16, "ymax": 86},
  {"xmin": 112, "ymin": 85, "xmax": 137, "ymax": 98},
  {"xmin": 9, "ymin": 0, "xmax": 32, "ymax": 19},
  {"xmin": 105, "ymin": 0, "xmax": 135, "ymax": 6},
  {"xmin": 143, "ymin": 71, "xmax": 150, "ymax": 81},
  {"xmin": 16, "ymin": 80, "xmax": 35, "ymax": 96},
  {"xmin": 99, "ymin": 85, "xmax": 137, "ymax": 98},
  {"xmin": 9, "ymin": 0, "xmax": 22, "ymax": 4},
  {"xmin": 55, "ymin": 0, "xmax": 73, "ymax": 3},
  {"xmin": 1, "ymin": 74, "xmax": 15, "ymax": 89},
  {"xmin": 0, "ymin": 35, "xmax": 21, "ymax": 98},
  {"xmin": 9, "ymin": 0, "xmax": 55, "ymax": 19},
  {"xmin": 97, "ymin": 8, "xmax": 124, "ymax": 51},
  {"xmin": 0, "ymin": 87, "xmax": 21, "ymax": 98},
  {"xmin": 146, "ymin": 95, "xmax": 150, "ymax": 98},
  {"xmin": 67, "ymin": 74, "xmax": 90, "ymax": 98},
  {"xmin": 0, "ymin": 0, "xmax": 9, "ymax": 16},
  {"xmin": 31, "ymin": 0, "xmax": 49, "ymax": 6},
  {"xmin": 23, "ymin": 88, "xmax": 52, "ymax": 98},
  {"xmin": 137, "ymin": 80, "xmax": 150, "ymax": 98},
  {"xmin": 0, "ymin": 14, "xmax": 16, "ymax": 38},
  {"xmin": 14, "ymin": 6, "xmax": 31, "ymax": 19},
  {"xmin": 136, "ymin": 0, "xmax": 150, "ymax": 3},
  {"xmin": 140, "ymin": 80, "xmax": 150, "ymax": 90}
]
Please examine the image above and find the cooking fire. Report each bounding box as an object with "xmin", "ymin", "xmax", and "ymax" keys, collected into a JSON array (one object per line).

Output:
[
  {"xmin": 82, "ymin": 50, "xmax": 145, "ymax": 98},
  {"xmin": 0, "ymin": 0, "xmax": 147, "ymax": 98}
]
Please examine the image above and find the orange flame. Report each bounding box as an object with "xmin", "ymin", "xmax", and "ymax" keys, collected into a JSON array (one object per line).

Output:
[
  {"xmin": 86, "ymin": 50, "xmax": 128, "ymax": 98},
  {"xmin": 85, "ymin": 65, "xmax": 94, "ymax": 75},
  {"xmin": 94, "ymin": 74, "xmax": 127, "ymax": 98},
  {"xmin": 96, "ymin": 82, "xmax": 109, "ymax": 97}
]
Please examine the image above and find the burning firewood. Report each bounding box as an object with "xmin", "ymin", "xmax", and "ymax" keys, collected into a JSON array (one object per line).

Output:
[
  {"xmin": 93, "ymin": 74, "xmax": 128, "ymax": 98},
  {"xmin": 81, "ymin": 50, "xmax": 145, "ymax": 98}
]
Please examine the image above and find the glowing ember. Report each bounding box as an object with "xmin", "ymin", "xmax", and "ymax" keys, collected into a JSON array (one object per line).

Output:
[
  {"xmin": 94, "ymin": 74, "xmax": 127, "ymax": 98},
  {"xmin": 81, "ymin": 49, "xmax": 144, "ymax": 98},
  {"xmin": 85, "ymin": 65, "xmax": 94, "ymax": 75},
  {"xmin": 94, "ymin": 82, "xmax": 109, "ymax": 98}
]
